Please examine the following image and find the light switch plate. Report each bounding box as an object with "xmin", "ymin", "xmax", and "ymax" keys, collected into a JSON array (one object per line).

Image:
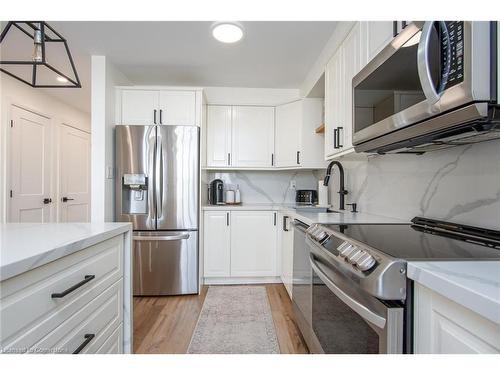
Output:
[{"xmin": 106, "ymin": 166, "xmax": 115, "ymax": 179}]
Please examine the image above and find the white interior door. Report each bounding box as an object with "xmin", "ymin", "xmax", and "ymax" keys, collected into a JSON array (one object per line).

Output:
[
  {"xmin": 231, "ymin": 106, "xmax": 275, "ymax": 167},
  {"xmin": 58, "ymin": 124, "xmax": 91, "ymax": 222},
  {"xmin": 9, "ymin": 106, "xmax": 52, "ymax": 222}
]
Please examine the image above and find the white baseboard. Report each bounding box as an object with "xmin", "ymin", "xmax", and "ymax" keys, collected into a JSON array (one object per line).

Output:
[{"xmin": 204, "ymin": 277, "xmax": 282, "ymax": 285}]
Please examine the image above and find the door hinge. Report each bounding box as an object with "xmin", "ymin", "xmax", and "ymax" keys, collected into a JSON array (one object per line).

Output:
[{"xmin": 10, "ymin": 120, "xmax": 13, "ymax": 128}]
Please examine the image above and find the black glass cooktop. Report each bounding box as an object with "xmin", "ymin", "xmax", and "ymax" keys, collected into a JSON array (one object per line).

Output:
[{"xmin": 324, "ymin": 219, "xmax": 500, "ymax": 261}]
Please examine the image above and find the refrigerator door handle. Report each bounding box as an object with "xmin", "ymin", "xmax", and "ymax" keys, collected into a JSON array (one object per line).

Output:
[{"xmin": 133, "ymin": 234, "xmax": 190, "ymax": 241}]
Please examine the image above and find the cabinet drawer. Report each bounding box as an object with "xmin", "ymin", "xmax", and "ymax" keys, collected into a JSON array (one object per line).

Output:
[
  {"xmin": 0, "ymin": 235, "xmax": 123, "ymax": 349},
  {"xmin": 30, "ymin": 279, "xmax": 123, "ymax": 354},
  {"xmin": 95, "ymin": 323, "xmax": 123, "ymax": 354}
]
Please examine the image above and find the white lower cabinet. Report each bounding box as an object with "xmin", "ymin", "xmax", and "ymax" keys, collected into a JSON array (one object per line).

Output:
[
  {"xmin": 0, "ymin": 235, "xmax": 126, "ymax": 354},
  {"xmin": 203, "ymin": 210, "xmax": 278, "ymax": 281},
  {"xmin": 278, "ymin": 213, "xmax": 294, "ymax": 298},
  {"xmin": 414, "ymin": 283, "xmax": 500, "ymax": 353},
  {"xmin": 203, "ymin": 211, "xmax": 231, "ymax": 277}
]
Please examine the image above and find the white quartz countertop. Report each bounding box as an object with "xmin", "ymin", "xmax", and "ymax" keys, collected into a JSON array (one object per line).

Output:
[
  {"xmin": 202, "ymin": 204, "xmax": 407, "ymax": 226},
  {"xmin": 0, "ymin": 222, "xmax": 132, "ymax": 282},
  {"xmin": 408, "ymin": 261, "xmax": 500, "ymax": 325}
]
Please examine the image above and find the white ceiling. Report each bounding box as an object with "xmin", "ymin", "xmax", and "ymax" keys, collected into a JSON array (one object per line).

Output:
[{"xmin": 3, "ymin": 21, "xmax": 338, "ymax": 113}]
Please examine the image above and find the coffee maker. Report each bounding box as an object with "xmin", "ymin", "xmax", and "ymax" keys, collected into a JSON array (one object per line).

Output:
[{"xmin": 208, "ymin": 179, "xmax": 225, "ymax": 205}]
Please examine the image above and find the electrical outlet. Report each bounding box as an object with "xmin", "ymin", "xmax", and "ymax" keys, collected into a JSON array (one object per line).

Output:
[{"xmin": 289, "ymin": 180, "xmax": 296, "ymax": 189}]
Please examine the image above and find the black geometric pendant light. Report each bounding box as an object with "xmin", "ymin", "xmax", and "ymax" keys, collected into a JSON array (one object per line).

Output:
[{"xmin": 0, "ymin": 21, "xmax": 81, "ymax": 88}]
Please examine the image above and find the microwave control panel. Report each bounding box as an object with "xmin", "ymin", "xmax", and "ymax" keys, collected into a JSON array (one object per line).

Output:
[{"xmin": 442, "ymin": 21, "xmax": 464, "ymax": 90}]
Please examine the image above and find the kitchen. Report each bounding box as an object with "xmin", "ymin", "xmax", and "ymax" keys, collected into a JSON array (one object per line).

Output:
[{"xmin": 0, "ymin": 3, "xmax": 499, "ymax": 372}]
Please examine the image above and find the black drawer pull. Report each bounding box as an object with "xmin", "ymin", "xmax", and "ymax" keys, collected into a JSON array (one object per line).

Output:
[
  {"xmin": 51, "ymin": 275, "xmax": 95, "ymax": 299},
  {"xmin": 73, "ymin": 334, "xmax": 95, "ymax": 354}
]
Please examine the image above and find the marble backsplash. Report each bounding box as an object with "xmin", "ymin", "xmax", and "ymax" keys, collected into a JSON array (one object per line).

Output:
[
  {"xmin": 324, "ymin": 139, "xmax": 500, "ymax": 229},
  {"xmin": 204, "ymin": 170, "xmax": 321, "ymax": 204}
]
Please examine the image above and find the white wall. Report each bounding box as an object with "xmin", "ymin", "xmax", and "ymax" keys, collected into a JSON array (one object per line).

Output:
[
  {"xmin": 320, "ymin": 140, "xmax": 500, "ymax": 230},
  {"xmin": 203, "ymin": 86, "xmax": 300, "ymax": 106},
  {"xmin": 90, "ymin": 56, "xmax": 131, "ymax": 222},
  {"xmin": 0, "ymin": 74, "xmax": 90, "ymax": 222}
]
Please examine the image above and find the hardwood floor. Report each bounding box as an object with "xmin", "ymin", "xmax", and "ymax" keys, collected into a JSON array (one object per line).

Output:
[
  {"xmin": 266, "ymin": 284, "xmax": 309, "ymax": 354},
  {"xmin": 133, "ymin": 283, "xmax": 309, "ymax": 354}
]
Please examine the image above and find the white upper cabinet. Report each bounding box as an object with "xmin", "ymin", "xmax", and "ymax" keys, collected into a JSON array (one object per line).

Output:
[
  {"xmin": 206, "ymin": 106, "xmax": 232, "ymax": 167},
  {"xmin": 158, "ymin": 90, "xmax": 196, "ymax": 125},
  {"xmin": 361, "ymin": 21, "xmax": 395, "ymax": 62},
  {"xmin": 231, "ymin": 106, "xmax": 275, "ymax": 168},
  {"xmin": 230, "ymin": 211, "xmax": 278, "ymax": 277},
  {"xmin": 121, "ymin": 90, "xmax": 159, "ymax": 125},
  {"xmin": 275, "ymin": 99, "xmax": 325, "ymax": 168},
  {"xmin": 324, "ymin": 47, "xmax": 344, "ymax": 158},
  {"xmin": 325, "ymin": 22, "xmax": 371, "ymax": 159},
  {"xmin": 118, "ymin": 88, "xmax": 197, "ymax": 126},
  {"xmin": 341, "ymin": 22, "xmax": 364, "ymax": 152},
  {"xmin": 275, "ymin": 101, "xmax": 301, "ymax": 167}
]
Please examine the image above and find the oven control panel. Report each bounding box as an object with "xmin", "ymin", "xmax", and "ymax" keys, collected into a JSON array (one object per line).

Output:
[{"xmin": 337, "ymin": 241, "xmax": 376, "ymax": 271}]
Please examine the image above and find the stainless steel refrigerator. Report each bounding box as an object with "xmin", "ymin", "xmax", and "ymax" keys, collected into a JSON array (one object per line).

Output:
[{"xmin": 115, "ymin": 125, "xmax": 199, "ymax": 296}]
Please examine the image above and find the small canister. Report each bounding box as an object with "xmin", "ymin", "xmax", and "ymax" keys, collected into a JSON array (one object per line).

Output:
[{"xmin": 226, "ymin": 190, "xmax": 235, "ymax": 204}]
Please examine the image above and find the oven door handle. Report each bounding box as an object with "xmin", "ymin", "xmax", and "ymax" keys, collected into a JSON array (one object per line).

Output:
[
  {"xmin": 310, "ymin": 255, "xmax": 387, "ymax": 329},
  {"xmin": 417, "ymin": 21, "xmax": 451, "ymax": 106}
]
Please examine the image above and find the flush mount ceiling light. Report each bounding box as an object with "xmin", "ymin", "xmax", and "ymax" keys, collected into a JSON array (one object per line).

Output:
[
  {"xmin": 0, "ymin": 21, "xmax": 81, "ymax": 88},
  {"xmin": 211, "ymin": 22, "xmax": 244, "ymax": 44}
]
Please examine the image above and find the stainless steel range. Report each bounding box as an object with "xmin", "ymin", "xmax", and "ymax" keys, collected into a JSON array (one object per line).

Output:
[{"xmin": 292, "ymin": 217, "xmax": 500, "ymax": 354}]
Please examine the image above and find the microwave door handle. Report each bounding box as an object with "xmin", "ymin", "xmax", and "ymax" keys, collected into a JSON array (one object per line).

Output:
[
  {"xmin": 309, "ymin": 255, "xmax": 387, "ymax": 329},
  {"xmin": 417, "ymin": 21, "xmax": 451, "ymax": 106}
]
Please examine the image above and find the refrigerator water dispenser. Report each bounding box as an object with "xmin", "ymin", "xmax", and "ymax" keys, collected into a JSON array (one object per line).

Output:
[{"xmin": 122, "ymin": 173, "xmax": 148, "ymax": 214}]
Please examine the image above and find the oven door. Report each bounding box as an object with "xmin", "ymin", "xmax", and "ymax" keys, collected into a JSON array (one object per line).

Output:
[
  {"xmin": 310, "ymin": 254, "xmax": 403, "ymax": 354},
  {"xmin": 353, "ymin": 21, "xmax": 488, "ymax": 147}
]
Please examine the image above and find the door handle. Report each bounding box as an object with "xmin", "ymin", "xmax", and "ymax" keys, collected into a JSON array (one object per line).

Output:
[
  {"xmin": 61, "ymin": 197, "xmax": 75, "ymax": 202},
  {"xmin": 333, "ymin": 128, "xmax": 339, "ymax": 149},
  {"xmin": 159, "ymin": 109, "xmax": 163, "ymax": 124},
  {"xmin": 51, "ymin": 275, "xmax": 95, "ymax": 299},
  {"xmin": 153, "ymin": 109, "xmax": 157, "ymax": 124},
  {"xmin": 309, "ymin": 255, "xmax": 386, "ymax": 329},
  {"xmin": 296, "ymin": 151, "xmax": 300, "ymax": 165},
  {"xmin": 283, "ymin": 215, "xmax": 289, "ymax": 231},
  {"xmin": 43, "ymin": 198, "xmax": 52, "ymax": 204},
  {"xmin": 337, "ymin": 127, "xmax": 343, "ymax": 148},
  {"xmin": 133, "ymin": 234, "xmax": 190, "ymax": 241},
  {"xmin": 417, "ymin": 21, "xmax": 451, "ymax": 106},
  {"xmin": 73, "ymin": 334, "xmax": 95, "ymax": 354}
]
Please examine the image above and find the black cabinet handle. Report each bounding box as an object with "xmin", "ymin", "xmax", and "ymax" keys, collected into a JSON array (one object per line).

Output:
[
  {"xmin": 283, "ymin": 215, "xmax": 289, "ymax": 231},
  {"xmin": 62, "ymin": 197, "xmax": 75, "ymax": 202},
  {"xmin": 274, "ymin": 212, "xmax": 277, "ymax": 226},
  {"xmin": 296, "ymin": 151, "xmax": 300, "ymax": 165},
  {"xmin": 43, "ymin": 198, "xmax": 52, "ymax": 204},
  {"xmin": 393, "ymin": 21, "xmax": 398, "ymax": 37},
  {"xmin": 159, "ymin": 109, "xmax": 163, "ymax": 124},
  {"xmin": 73, "ymin": 334, "xmax": 95, "ymax": 354},
  {"xmin": 226, "ymin": 212, "xmax": 229, "ymax": 226},
  {"xmin": 228, "ymin": 153, "xmax": 231, "ymax": 166},
  {"xmin": 153, "ymin": 109, "xmax": 157, "ymax": 124},
  {"xmin": 271, "ymin": 153, "xmax": 274, "ymax": 166},
  {"xmin": 333, "ymin": 128, "xmax": 339, "ymax": 149},
  {"xmin": 51, "ymin": 275, "xmax": 95, "ymax": 299},
  {"xmin": 337, "ymin": 127, "xmax": 343, "ymax": 148}
]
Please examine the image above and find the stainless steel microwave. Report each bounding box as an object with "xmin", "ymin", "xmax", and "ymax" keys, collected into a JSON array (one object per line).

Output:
[{"xmin": 353, "ymin": 21, "xmax": 499, "ymax": 154}]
